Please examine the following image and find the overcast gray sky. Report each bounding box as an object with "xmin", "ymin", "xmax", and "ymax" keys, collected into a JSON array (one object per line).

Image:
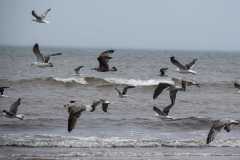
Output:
[{"xmin": 1, "ymin": 0, "xmax": 240, "ymax": 50}]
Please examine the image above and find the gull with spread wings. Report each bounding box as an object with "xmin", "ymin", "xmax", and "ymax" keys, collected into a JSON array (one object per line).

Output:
[
  {"xmin": 115, "ymin": 85, "xmax": 135, "ymax": 98},
  {"xmin": 2, "ymin": 98, "xmax": 24, "ymax": 120},
  {"xmin": 32, "ymin": 8, "xmax": 51, "ymax": 24},
  {"xmin": 94, "ymin": 50, "xmax": 117, "ymax": 72},
  {"xmin": 31, "ymin": 43, "xmax": 62, "ymax": 67},
  {"xmin": 206, "ymin": 120, "xmax": 240, "ymax": 144},
  {"xmin": 170, "ymin": 56, "xmax": 198, "ymax": 74}
]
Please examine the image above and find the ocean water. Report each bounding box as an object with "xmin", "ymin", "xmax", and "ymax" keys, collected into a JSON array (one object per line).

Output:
[{"xmin": 1, "ymin": 46, "xmax": 240, "ymax": 159}]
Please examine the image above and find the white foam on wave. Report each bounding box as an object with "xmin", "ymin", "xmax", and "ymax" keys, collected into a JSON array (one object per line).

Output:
[
  {"xmin": 104, "ymin": 77, "xmax": 174, "ymax": 86},
  {"xmin": 1, "ymin": 134, "xmax": 240, "ymax": 148},
  {"xmin": 53, "ymin": 77, "xmax": 88, "ymax": 85}
]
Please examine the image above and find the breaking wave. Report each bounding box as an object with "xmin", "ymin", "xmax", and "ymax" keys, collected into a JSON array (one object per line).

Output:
[{"xmin": 1, "ymin": 134, "xmax": 240, "ymax": 148}]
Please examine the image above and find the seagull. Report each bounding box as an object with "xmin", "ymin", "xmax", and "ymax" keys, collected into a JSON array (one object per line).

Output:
[
  {"xmin": 100, "ymin": 99, "xmax": 110, "ymax": 112},
  {"xmin": 153, "ymin": 80, "xmax": 186, "ymax": 105},
  {"xmin": 2, "ymin": 98, "xmax": 24, "ymax": 120},
  {"xmin": 170, "ymin": 56, "xmax": 197, "ymax": 74},
  {"xmin": 74, "ymin": 66, "xmax": 84, "ymax": 75},
  {"xmin": 159, "ymin": 68, "xmax": 168, "ymax": 77},
  {"xmin": 31, "ymin": 43, "xmax": 62, "ymax": 67},
  {"xmin": 90, "ymin": 99, "xmax": 110, "ymax": 112},
  {"xmin": 115, "ymin": 85, "xmax": 135, "ymax": 98},
  {"xmin": 64, "ymin": 99, "xmax": 109, "ymax": 132},
  {"xmin": 64, "ymin": 101, "xmax": 93, "ymax": 132},
  {"xmin": 94, "ymin": 50, "xmax": 117, "ymax": 72},
  {"xmin": 32, "ymin": 8, "xmax": 51, "ymax": 24},
  {"xmin": 0, "ymin": 87, "xmax": 9, "ymax": 97},
  {"xmin": 206, "ymin": 120, "xmax": 240, "ymax": 144},
  {"xmin": 153, "ymin": 104, "xmax": 174, "ymax": 116}
]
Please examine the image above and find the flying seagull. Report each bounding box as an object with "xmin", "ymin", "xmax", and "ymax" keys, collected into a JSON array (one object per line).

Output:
[
  {"xmin": 64, "ymin": 99, "xmax": 109, "ymax": 132},
  {"xmin": 32, "ymin": 43, "xmax": 62, "ymax": 67},
  {"xmin": 153, "ymin": 80, "xmax": 186, "ymax": 105},
  {"xmin": 206, "ymin": 120, "xmax": 240, "ymax": 144},
  {"xmin": 153, "ymin": 104, "xmax": 174, "ymax": 116},
  {"xmin": 2, "ymin": 98, "xmax": 24, "ymax": 120},
  {"xmin": 115, "ymin": 85, "xmax": 135, "ymax": 98},
  {"xmin": 100, "ymin": 99, "xmax": 110, "ymax": 112},
  {"xmin": 32, "ymin": 8, "xmax": 51, "ymax": 24},
  {"xmin": 64, "ymin": 101, "xmax": 93, "ymax": 132},
  {"xmin": 94, "ymin": 50, "xmax": 117, "ymax": 72},
  {"xmin": 0, "ymin": 87, "xmax": 9, "ymax": 97},
  {"xmin": 159, "ymin": 67, "xmax": 168, "ymax": 77},
  {"xmin": 90, "ymin": 99, "xmax": 110, "ymax": 112},
  {"xmin": 74, "ymin": 65, "xmax": 84, "ymax": 75},
  {"xmin": 170, "ymin": 56, "xmax": 197, "ymax": 74}
]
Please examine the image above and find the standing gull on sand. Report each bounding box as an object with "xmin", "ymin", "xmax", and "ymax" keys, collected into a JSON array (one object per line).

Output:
[
  {"xmin": 2, "ymin": 98, "xmax": 24, "ymax": 120},
  {"xmin": 32, "ymin": 8, "xmax": 51, "ymax": 24}
]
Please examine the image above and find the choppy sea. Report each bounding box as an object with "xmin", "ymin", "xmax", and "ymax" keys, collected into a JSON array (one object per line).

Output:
[{"xmin": 1, "ymin": 46, "xmax": 240, "ymax": 159}]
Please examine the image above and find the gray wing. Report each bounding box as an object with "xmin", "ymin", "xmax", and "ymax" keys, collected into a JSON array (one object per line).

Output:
[
  {"xmin": 153, "ymin": 83, "xmax": 171, "ymax": 99},
  {"xmin": 32, "ymin": 10, "xmax": 41, "ymax": 19},
  {"xmin": 185, "ymin": 58, "xmax": 197, "ymax": 69},
  {"xmin": 122, "ymin": 86, "xmax": 135, "ymax": 95},
  {"xmin": 9, "ymin": 98, "xmax": 21, "ymax": 115},
  {"xmin": 115, "ymin": 87, "xmax": 122, "ymax": 96},
  {"xmin": 44, "ymin": 53, "xmax": 62, "ymax": 63},
  {"xmin": 41, "ymin": 8, "xmax": 51, "ymax": 19},
  {"xmin": 74, "ymin": 66, "xmax": 84, "ymax": 74},
  {"xmin": 33, "ymin": 43, "xmax": 44, "ymax": 62},
  {"xmin": 101, "ymin": 49, "xmax": 114, "ymax": 55},
  {"xmin": 169, "ymin": 89, "xmax": 178, "ymax": 105},
  {"xmin": 90, "ymin": 100, "xmax": 102, "ymax": 112},
  {"xmin": 170, "ymin": 56, "xmax": 186, "ymax": 70},
  {"xmin": 206, "ymin": 121, "xmax": 224, "ymax": 144},
  {"xmin": 163, "ymin": 103, "xmax": 174, "ymax": 115},
  {"xmin": 206, "ymin": 126, "xmax": 218, "ymax": 144},
  {"xmin": 153, "ymin": 106, "xmax": 167, "ymax": 116},
  {"xmin": 67, "ymin": 106, "xmax": 82, "ymax": 132}
]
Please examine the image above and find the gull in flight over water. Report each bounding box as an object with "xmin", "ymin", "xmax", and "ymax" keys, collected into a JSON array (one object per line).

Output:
[
  {"xmin": 32, "ymin": 8, "xmax": 51, "ymax": 24},
  {"xmin": 74, "ymin": 66, "xmax": 84, "ymax": 75},
  {"xmin": 153, "ymin": 80, "xmax": 186, "ymax": 106},
  {"xmin": 31, "ymin": 43, "xmax": 62, "ymax": 67},
  {"xmin": 64, "ymin": 99, "xmax": 110, "ymax": 132},
  {"xmin": 206, "ymin": 120, "xmax": 240, "ymax": 144},
  {"xmin": 2, "ymin": 98, "xmax": 24, "ymax": 120},
  {"xmin": 94, "ymin": 50, "xmax": 117, "ymax": 72},
  {"xmin": 170, "ymin": 56, "xmax": 198, "ymax": 74},
  {"xmin": 159, "ymin": 67, "xmax": 168, "ymax": 77},
  {"xmin": 115, "ymin": 85, "xmax": 135, "ymax": 98}
]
